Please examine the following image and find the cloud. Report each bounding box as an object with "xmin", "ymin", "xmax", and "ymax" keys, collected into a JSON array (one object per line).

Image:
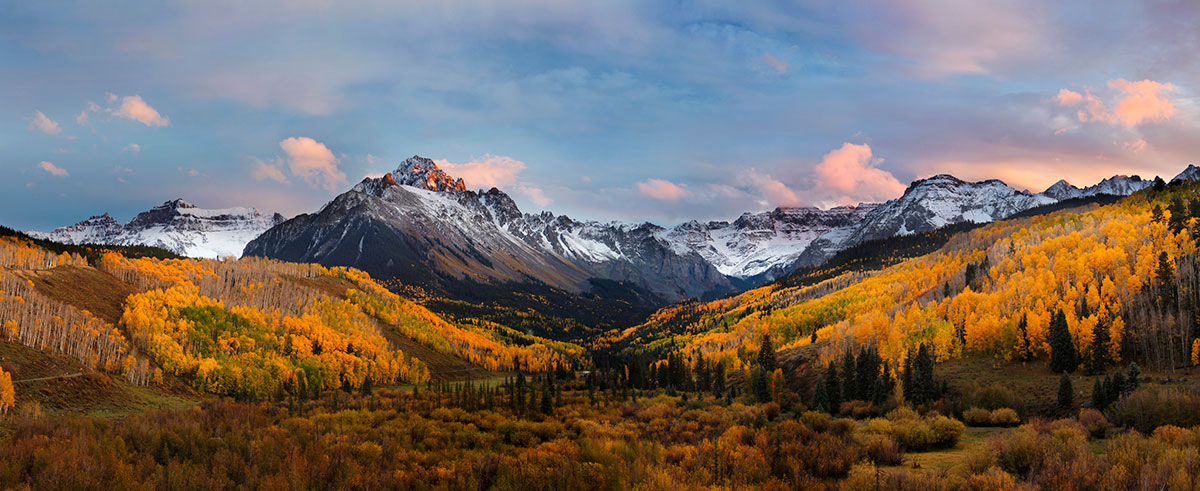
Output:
[
  {"xmin": 122, "ymin": 143, "xmax": 141, "ymax": 155},
  {"xmin": 110, "ymin": 95, "xmax": 170, "ymax": 127},
  {"xmin": 434, "ymin": 154, "xmax": 528, "ymax": 189},
  {"xmin": 27, "ymin": 111, "xmax": 62, "ymax": 135},
  {"xmin": 637, "ymin": 179, "xmax": 690, "ymax": 201},
  {"xmin": 251, "ymin": 158, "xmax": 290, "ymax": 184},
  {"xmin": 37, "ymin": 161, "xmax": 69, "ymax": 178},
  {"xmin": 1108, "ymin": 79, "xmax": 1178, "ymax": 127},
  {"xmin": 279, "ymin": 137, "xmax": 345, "ymax": 190},
  {"xmin": 811, "ymin": 143, "xmax": 907, "ymax": 206},
  {"xmin": 1055, "ymin": 79, "xmax": 1178, "ymax": 127},
  {"xmin": 517, "ymin": 184, "xmax": 552, "ymax": 206},
  {"xmin": 1055, "ymin": 89, "xmax": 1083, "ymax": 106},
  {"xmin": 737, "ymin": 170, "xmax": 800, "ymax": 207},
  {"xmin": 761, "ymin": 53, "xmax": 787, "ymax": 73}
]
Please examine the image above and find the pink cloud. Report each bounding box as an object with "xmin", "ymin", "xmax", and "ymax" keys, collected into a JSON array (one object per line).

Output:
[
  {"xmin": 434, "ymin": 154, "xmax": 527, "ymax": 189},
  {"xmin": 27, "ymin": 110, "xmax": 62, "ymax": 135},
  {"xmin": 812, "ymin": 143, "xmax": 907, "ymax": 205},
  {"xmin": 1055, "ymin": 89, "xmax": 1083, "ymax": 106},
  {"xmin": 110, "ymin": 95, "xmax": 170, "ymax": 127},
  {"xmin": 761, "ymin": 53, "xmax": 787, "ymax": 73},
  {"xmin": 251, "ymin": 158, "xmax": 290, "ymax": 184},
  {"xmin": 37, "ymin": 161, "xmax": 69, "ymax": 178},
  {"xmin": 279, "ymin": 137, "xmax": 345, "ymax": 190},
  {"xmin": 637, "ymin": 179, "xmax": 690, "ymax": 201},
  {"xmin": 1108, "ymin": 79, "xmax": 1178, "ymax": 127},
  {"xmin": 738, "ymin": 170, "xmax": 800, "ymax": 207},
  {"xmin": 1056, "ymin": 79, "xmax": 1178, "ymax": 127}
]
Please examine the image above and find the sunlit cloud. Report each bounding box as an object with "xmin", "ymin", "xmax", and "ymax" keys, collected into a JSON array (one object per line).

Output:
[
  {"xmin": 122, "ymin": 143, "xmax": 141, "ymax": 156},
  {"xmin": 637, "ymin": 179, "xmax": 690, "ymax": 201},
  {"xmin": 251, "ymin": 158, "xmax": 290, "ymax": 184},
  {"xmin": 737, "ymin": 170, "xmax": 800, "ymax": 208},
  {"xmin": 27, "ymin": 110, "xmax": 62, "ymax": 135},
  {"xmin": 109, "ymin": 95, "xmax": 170, "ymax": 127},
  {"xmin": 811, "ymin": 143, "xmax": 907, "ymax": 206},
  {"xmin": 434, "ymin": 154, "xmax": 527, "ymax": 189},
  {"xmin": 1056, "ymin": 79, "xmax": 1179, "ymax": 127},
  {"xmin": 37, "ymin": 161, "xmax": 69, "ymax": 178},
  {"xmin": 279, "ymin": 137, "xmax": 345, "ymax": 191}
]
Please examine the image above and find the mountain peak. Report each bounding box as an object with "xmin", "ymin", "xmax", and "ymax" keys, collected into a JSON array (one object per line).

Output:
[
  {"xmin": 392, "ymin": 155, "xmax": 466, "ymax": 192},
  {"xmin": 1172, "ymin": 164, "xmax": 1200, "ymax": 183}
]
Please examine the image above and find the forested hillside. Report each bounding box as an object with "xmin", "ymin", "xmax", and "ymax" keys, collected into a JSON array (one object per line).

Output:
[
  {"xmin": 614, "ymin": 181, "xmax": 1200, "ymax": 374},
  {"xmin": 0, "ymin": 232, "xmax": 582, "ymax": 401}
]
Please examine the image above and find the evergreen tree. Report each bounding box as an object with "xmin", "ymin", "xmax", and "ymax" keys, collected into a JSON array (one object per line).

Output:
[
  {"xmin": 1125, "ymin": 362, "xmax": 1141, "ymax": 395},
  {"xmin": 758, "ymin": 333, "xmax": 776, "ymax": 373},
  {"xmin": 540, "ymin": 380, "xmax": 553, "ymax": 415},
  {"xmin": 855, "ymin": 347, "xmax": 880, "ymax": 401},
  {"xmin": 943, "ymin": 282, "xmax": 951, "ymax": 299},
  {"xmin": 751, "ymin": 367, "xmax": 770, "ymax": 403},
  {"xmin": 1058, "ymin": 373, "xmax": 1074, "ymax": 410},
  {"xmin": 811, "ymin": 373, "xmax": 829, "ymax": 412},
  {"xmin": 841, "ymin": 350, "xmax": 857, "ymax": 401},
  {"xmin": 1156, "ymin": 251, "xmax": 1176, "ymax": 309},
  {"xmin": 1102, "ymin": 374, "xmax": 1116, "ymax": 409},
  {"xmin": 1049, "ymin": 308, "xmax": 1078, "ymax": 373},
  {"xmin": 1087, "ymin": 320, "xmax": 1111, "ymax": 374},
  {"xmin": 1152, "ymin": 203, "xmax": 1165, "ymax": 223},
  {"xmin": 914, "ymin": 343, "xmax": 936, "ymax": 404},
  {"xmin": 694, "ymin": 357, "xmax": 710, "ymax": 393},
  {"xmin": 824, "ymin": 361, "xmax": 842, "ymax": 409},
  {"xmin": 712, "ymin": 361, "xmax": 726, "ymax": 398},
  {"xmin": 1090, "ymin": 377, "xmax": 1106, "ymax": 410},
  {"xmin": 901, "ymin": 350, "xmax": 915, "ymax": 403},
  {"xmin": 1169, "ymin": 197, "xmax": 1188, "ymax": 235},
  {"xmin": 872, "ymin": 364, "xmax": 894, "ymax": 407}
]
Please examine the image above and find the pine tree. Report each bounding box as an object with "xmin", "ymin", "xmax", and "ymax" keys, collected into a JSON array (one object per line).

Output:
[
  {"xmin": 1090, "ymin": 377, "xmax": 1106, "ymax": 410},
  {"xmin": 824, "ymin": 361, "xmax": 842, "ymax": 409},
  {"xmin": 751, "ymin": 367, "xmax": 770, "ymax": 403},
  {"xmin": 1058, "ymin": 373, "xmax": 1074, "ymax": 410},
  {"xmin": 1169, "ymin": 197, "xmax": 1188, "ymax": 235},
  {"xmin": 1049, "ymin": 308, "xmax": 1078, "ymax": 373},
  {"xmin": 1087, "ymin": 320, "xmax": 1111, "ymax": 374},
  {"xmin": 841, "ymin": 350, "xmax": 857, "ymax": 402},
  {"xmin": 1152, "ymin": 203, "xmax": 1165, "ymax": 223},
  {"xmin": 758, "ymin": 333, "xmax": 776, "ymax": 374},
  {"xmin": 855, "ymin": 347, "xmax": 880, "ymax": 401},
  {"xmin": 811, "ymin": 373, "xmax": 829, "ymax": 411},
  {"xmin": 914, "ymin": 343, "xmax": 935, "ymax": 404},
  {"xmin": 902, "ymin": 349, "xmax": 915, "ymax": 403},
  {"xmin": 1125, "ymin": 362, "xmax": 1140, "ymax": 395},
  {"xmin": 1156, "ymin": 251, "xmax": 1176, "ymax": 309}
]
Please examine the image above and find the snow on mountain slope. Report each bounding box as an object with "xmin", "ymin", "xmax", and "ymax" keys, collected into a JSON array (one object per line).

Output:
[
  {"xmin": 656, "ymin": 205, "xmax": 876, "ymax": 278},
  {"xmin": 1043, "ymin": 175, "xmax": 1155, "ymax": 199},
  {"xmin": 1172, "ymin": 164, "xmax": 1200, "ymax": 183},
  {"xmin": 247, "ymin": 155, "xmax": 1199, "ymax": 300},
  {"xmin": 31, "ymin": 199, "xmax": 284, "ymax": 258}
]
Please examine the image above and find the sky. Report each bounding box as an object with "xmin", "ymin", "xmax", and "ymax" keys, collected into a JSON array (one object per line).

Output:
[{"xmin": 3, "ymin": 0, "xmax": 1200, "ymax": 231}]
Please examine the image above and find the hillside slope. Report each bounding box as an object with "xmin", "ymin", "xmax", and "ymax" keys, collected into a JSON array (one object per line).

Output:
[{"xmin": 613, "ymin": 180, "xmax": 1200, "ymax": 373}]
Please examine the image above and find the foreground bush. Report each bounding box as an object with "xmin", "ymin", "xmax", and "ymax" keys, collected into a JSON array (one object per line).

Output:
[
  {"xmin": 1108, "ymin": 385, "xmax": 1200, "ymax": 433},
  {"xmin": 862, "ymin": 408, "xmax": 963, "ymax": 451},
  {"xmin": 963, "ymin": 407, "xmax": 1020, "ymax": 427}
]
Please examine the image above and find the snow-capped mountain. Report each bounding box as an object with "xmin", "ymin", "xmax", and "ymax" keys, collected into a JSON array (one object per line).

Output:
[
  {"xmin": 657, "ymin": 205, "xmax": 876, "ymax": 279},
  {"xmin": 1172, "ymin": 164, "xmax": 1200, "ymax": 183},
  {"xmin": 31, "ymin": 199, "xmax": 285, "ymax": 258},
  {"xmin": 245, "ymin": 155, "xmax": 1193, "ymax": 302},
  {"xmin": 1043, "ymin": 175, "xmax": 1154, "ymax": 200},
  {"xmin": 245, "ymin": 156, "xmax": 731, "ymax": 301}
]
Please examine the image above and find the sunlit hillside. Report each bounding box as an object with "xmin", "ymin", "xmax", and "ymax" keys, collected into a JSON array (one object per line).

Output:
[
  {"xmin": 0, "ymin": 233, "xmax": 583, "ymax": 400},
  {"xmin": 616, "ymin": 182, "xmax": 1200, "ymax": 372}
]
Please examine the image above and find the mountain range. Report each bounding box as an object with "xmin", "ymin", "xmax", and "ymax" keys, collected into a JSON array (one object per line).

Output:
[
  {"xmin": 33, "ymin": 157, "xmax": 1199, "ymax": 302},
  {"xmin": 29, "ymin": 199, "xmax": 284, "ymax": 258}
]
